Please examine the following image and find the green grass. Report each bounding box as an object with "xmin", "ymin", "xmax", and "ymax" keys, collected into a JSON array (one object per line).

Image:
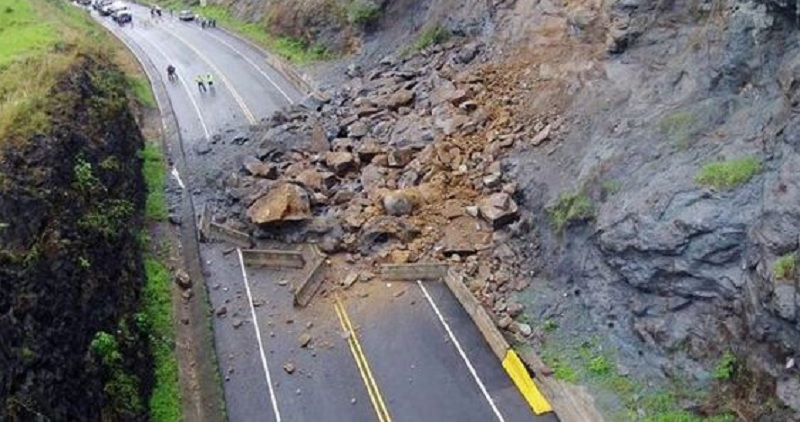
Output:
[
  {"xmin": 127, "ymin": 75, "xmax": 156, "ymax": 108},
  {"xmin": 142, "ymin": 258, "xmax": 180, "ymax": 422},
  {"xmin": 0, "ymin": 0, "xmax": 57, "ymax": 66},
  {"xmin": 540, "ymin": 338, "xmax": 736, "ymax": 421},
  {"xmin": 773, "ymin": 252, "xmax": 797, "ymax": 281},
  {"xmin": 712, "ymin": 351, "xmax": 736, "ymax": 380},
  {"xmin": 192, "ymin": 5, "xmax": 327, "ymax": 63},
  {"xmin": 0, "ymin": 0, "xmax": 147, "ymax": 145},
  {"xmin": 547, "ymin": 190, "xmax": 593, "ymax": 233},
  {"xmin": 695, "ymin": 156, "xmax": 760, "ymax": 190},
  {"xmin": 141, "ymin": 143, "xmax": 168, "ymax": 221}
]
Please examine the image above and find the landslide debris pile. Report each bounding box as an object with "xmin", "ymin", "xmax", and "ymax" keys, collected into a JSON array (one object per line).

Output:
[{"xmin": 207, "ymin": 40, "xmax": 549, "ymax": 332}]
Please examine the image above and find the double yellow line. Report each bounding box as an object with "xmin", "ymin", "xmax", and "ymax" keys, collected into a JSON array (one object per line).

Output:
[{"xmin": 333, "ymin": 295, "xmax": 392, "ymax": 422}]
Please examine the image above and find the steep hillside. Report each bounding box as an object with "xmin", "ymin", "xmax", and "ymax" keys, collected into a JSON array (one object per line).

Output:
[{"xmin": 0, "ymin": 1, "xmax": 157, "ymax": 419}]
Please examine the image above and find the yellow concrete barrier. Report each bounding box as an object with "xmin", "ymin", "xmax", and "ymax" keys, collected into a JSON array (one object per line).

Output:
[{"xmin": 502, "ymin": 349, "xmax": 553, "ymax": 415}]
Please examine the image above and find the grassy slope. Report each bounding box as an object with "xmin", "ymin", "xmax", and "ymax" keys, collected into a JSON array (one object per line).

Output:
[
  {"xmin": 140, "ymin": 142, "xmax": 180, "ymax": 421},
  {"xmin": 0, "ymin": 1, "xmax": 179, "ymax": 420}
]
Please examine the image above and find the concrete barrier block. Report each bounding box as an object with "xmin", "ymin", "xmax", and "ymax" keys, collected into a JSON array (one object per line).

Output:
[
  {"xmin": 208, "ymin": 222, "xmax": 252, "ymax": 248},
  {"xmin": 241, "ymin": 249, "xmax": 305, "ymax": 269},
  {"xmin": 294, "ymin": 247, "xmax": 327, "ymax": 307},
  {"xmin": 380, "ymin": 263, "xmax": 448, "ymax": 281},
  {"xmin": 198, "ymin": 202, "xmax": 212, "ymax": 242},
  {"xmin": 443, "ymin": 268, "xmax": 509, "ymax": 361}
]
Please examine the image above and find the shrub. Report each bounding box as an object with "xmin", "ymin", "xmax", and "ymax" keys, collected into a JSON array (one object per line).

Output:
[
  {"xmin": 713, "ymin": 351, "xmax": 736, "ymax": 380},
  {"xmin": 412, "ymin": 25, "xmax": 450, "ymax": 52},
  {"xmin": 348, "ymin": 1, "xmax": 380, "ymax": 27},
  {"xmin": 547, "ymin": 190, "xmax": 593, "ymax": 233},
  {"xmin": 588, "ymin": 355, "xmax": 612, "ymax": 376},
  {"xmin": 773, "ymin": 252, "xmax": 797, "ymax": 281},
  {"xmin": 695, "ymin": 157, "xmax": 760, "ymax": 190}
]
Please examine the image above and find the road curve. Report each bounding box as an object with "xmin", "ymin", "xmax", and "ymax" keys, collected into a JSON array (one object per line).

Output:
[{"xmin": 94, "ymin": 5, "xmax": 559, "ymax": 422}]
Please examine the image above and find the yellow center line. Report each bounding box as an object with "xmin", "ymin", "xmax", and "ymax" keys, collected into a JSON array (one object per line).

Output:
[
  {"xmin": 160, "ymin": 27, "xmax": 257, "ymax": 124},
  {"xmin": 333, "ymin": 295, "xmax": 392, "ymax": 422}
]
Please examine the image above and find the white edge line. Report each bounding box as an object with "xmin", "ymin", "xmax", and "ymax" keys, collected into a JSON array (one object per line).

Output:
[
  {"xmin": 203, "ymin": 31, "xmax": 295, "ymax": 105},
  {"xmin": 417, "ymin": 280, "xmax": 507, "ymax": 422},
  {"xmin": 135, "ymin": 35, "xmax": 212, "ymax": 142},
  {"xmin": 238, "ymin": 249, "xmax": 283, "ymax": 422}
]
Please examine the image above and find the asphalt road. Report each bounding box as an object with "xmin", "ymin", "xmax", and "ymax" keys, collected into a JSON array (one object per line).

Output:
[{"xmin": 95, "ymin": 6, "xmax": 558, "ymax": 422}]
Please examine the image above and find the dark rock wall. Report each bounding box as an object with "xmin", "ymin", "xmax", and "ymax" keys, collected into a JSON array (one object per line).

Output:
[
  {"xmin": 510, "ymin": 0, "xmax": 800, "ymax": 414},
  {"xmin": 0, "ymin": 54, "xmax": 149, "ymax": 420}
]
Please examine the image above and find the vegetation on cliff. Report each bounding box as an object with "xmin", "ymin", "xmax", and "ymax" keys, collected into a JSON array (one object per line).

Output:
[{"xmin": 0, "ymin": 0, "xmax": 179, "ymax": 420}]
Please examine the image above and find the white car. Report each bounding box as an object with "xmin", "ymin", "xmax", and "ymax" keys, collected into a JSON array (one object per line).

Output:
[{"xmin": 100, "ymin": 2, "xmax": 127, "ymax": 16}]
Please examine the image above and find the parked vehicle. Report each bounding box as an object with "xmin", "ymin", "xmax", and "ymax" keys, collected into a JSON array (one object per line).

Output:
[
  {"xmin": 92, "ymin": 0, "xmax": 112, "ymax": 10},
  {"xmin": 113, "ymin": 10, "xmax": 132, "ymax": 23},
  {"xmin": 178, "ymin": 10, "xmax": 195, "ymax": 21},
  {"xmin": 100, "ymin": 2, "xmax": 127, "ymax": 16}
]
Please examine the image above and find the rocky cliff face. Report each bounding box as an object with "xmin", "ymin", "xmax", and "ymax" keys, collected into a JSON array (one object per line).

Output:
[
  {"xmin": 209, "ymin": 0, "xmax": 491, "ymax": 56},
  {"xmin": 0, "ymin": 55, "xmax": 149, "ymax": 420},
  {"xmin": 502, "ymin": 0, "xmax": 800, "ymax": 416}
]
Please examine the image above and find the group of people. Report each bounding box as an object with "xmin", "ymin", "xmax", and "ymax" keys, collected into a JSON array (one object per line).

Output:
[
  {"xmin": 149, "ymin": 5, "xmax": 162, "ymax": 18},
  {"xmin": 199, "ymin": 17, "xmax": 217, "ymax": 29},
  {"xmin": 165, "ymin": 65, "xmax": 214, "ymax": 94}
]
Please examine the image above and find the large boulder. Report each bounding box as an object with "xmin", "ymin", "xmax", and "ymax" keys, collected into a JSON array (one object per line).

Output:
[
  {"xmin": 246, "ymin": 183, "xmax": 311, "ymax": 224},
  {"xmin": 478, "ymin": 193, "xmax": 519, "ymax": 228},
  {"xmin": 325, "ymin": 151, "xmax": 357, "ymax": 175}
]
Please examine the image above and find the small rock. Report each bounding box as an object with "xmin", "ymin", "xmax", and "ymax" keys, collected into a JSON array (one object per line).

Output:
[
  {"xmin": 298, "ymin": 333, "xmax": 312, "ymax": 348},
  {"xmin": 342, "ymin": 273, "xmax": 359, "ymax": 289},
  {"xmin": 174, "ymin": 269, "xmax": 192, "ymax": 289},
  {"xmin": 193, "ymin": 143, "xmax": 212, "ymax": 155},
  {"xmin": 394, "ymin": 289, "xmax": 406, "ymax": 298},
  {"xmin": 507, "ymin": 302, "xmax": 525, "ymax": 318},
  {"xmin": 516, "ymin": 322, "xmax": 533, "ymax": 337},
  {"xmin": 325, "ymin": 151, "xmax": 357, "ymax": 175},
  {"xmin": 483, "ymin": 173, "xmax": 502, "ymax": 188},
  {"xmin": 278, "ymin": 279, "xmax": 289, "ymax": 286},
  {"xmin": 531, "ymin": 124, "xmax": 552, "ymax": 146},
  {"xmin": 232, "ymin": 318, "xmax": 244, "ymax": 329},
  {"xmin": 351, "ymin": 398, "xmax": 357, "ymax": 405},
  {"xmin": 283, "ymin": 362, "xmax": 296, "ymax": 374},
  {"xmin": 465, "ymin": 205, "xmax": 479, "ymax": 217},
  {"xmin": 498, "ymin": 315, "xmax": 513, "ymax": 329},
  {"xmin": 382, "ymin": 190, "xmax": 416, "ymax": 216},
  {"xmin": 348, "ymin": 121, "xmax": 368, "ymax": 138},
  {"xmin": 387, "ymin": 149, "xmax": 414, "ymax": 168},
  {"xmin": 180, "ymin": 317, "xmax": 190, "ymax": 325},
  {"xmin": 215, "ymin": 306, "xmax": 228, "ymax": 316}
]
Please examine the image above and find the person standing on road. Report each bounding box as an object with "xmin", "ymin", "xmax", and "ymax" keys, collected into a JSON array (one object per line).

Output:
[
  {"xmin": 205, "ymin": 73, "xmax": 214, "ymax": 91},
  {"xmin": 195, "ymin": 75, "xmax": 207, "ymax": 93}
]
